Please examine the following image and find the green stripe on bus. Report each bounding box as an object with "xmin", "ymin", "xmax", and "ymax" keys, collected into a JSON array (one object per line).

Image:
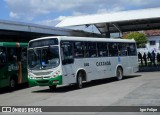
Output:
[
  {"xmin": 0, "ymin": 42, "xmax": 28, "ymax": 47},
  {"xmin": 28, "ymin": 75, "xmax": 63, "ymax": 87}
]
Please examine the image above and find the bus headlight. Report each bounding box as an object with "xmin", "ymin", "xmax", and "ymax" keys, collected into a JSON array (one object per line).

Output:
[
  {"xmin": 51, "ymin": 70, "xmax": 61, "ymax": 78},
  {"xmin": 28, "ymin": 73, "xmax": 31, "ymax": 78},
  {"xmin": 28, "ymin": 73, "xmax": 35, "ymax": 79}
]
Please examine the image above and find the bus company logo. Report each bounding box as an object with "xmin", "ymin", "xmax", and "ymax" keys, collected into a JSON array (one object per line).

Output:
[
  {"xmin": 2, "ymin": 107, "xmax": 11, "ymax": 112},
  {"xmin": 8, "ymin": 64, "xmax": 18, "ymax": 71},
  {"xmin": 96, "ymin": 61, "xmax": 111, "ymax": 66}
]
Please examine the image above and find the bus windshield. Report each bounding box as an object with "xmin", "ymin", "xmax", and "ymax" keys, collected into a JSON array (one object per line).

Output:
[{"xmin": 28, "ymin": 46, "xmax": 60, "ymax": 70}]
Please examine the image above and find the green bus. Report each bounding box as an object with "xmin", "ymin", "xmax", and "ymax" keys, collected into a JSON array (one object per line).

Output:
[{"xmin": 0, "ymin": 42, "xmax": 28, "ymax": 90}]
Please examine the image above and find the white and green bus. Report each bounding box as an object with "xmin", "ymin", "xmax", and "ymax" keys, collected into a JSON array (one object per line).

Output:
[{"xmin": 27, "ymin": 36, "xmax": 138, "ymax": 90}]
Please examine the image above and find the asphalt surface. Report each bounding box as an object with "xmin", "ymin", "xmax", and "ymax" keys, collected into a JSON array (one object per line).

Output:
[{"xmin": 0, "ymin": 72, "xmax": 160, "ymax": 115}]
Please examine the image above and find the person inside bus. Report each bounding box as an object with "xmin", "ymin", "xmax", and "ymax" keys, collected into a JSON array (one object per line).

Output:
[
  {"xmin": 21, "ymin": 48, "xmax": 27, "ymax": 62},
  {"xmin": 21, "ymin": 51, "xmax": 27, "ymax": 62},
  {"xmin": 91, "ymin": 52, "xmax": 97, "ymax": 57},
  {"xmin": 99, "ymin": 51, "xmax": 104, "ymax": 57},
  {"xmin": 0, "ymin": 48, "xmax": 6, "ymax": 63},
  {"xmin": 9, "ymin": 49, "xmax": 17, "ymax": 62}
]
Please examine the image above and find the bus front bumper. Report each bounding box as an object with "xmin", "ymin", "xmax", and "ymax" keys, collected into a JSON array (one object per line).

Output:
[{"xmin": 28, "ymin": 75, "xmax": 62, "ymax": 87}]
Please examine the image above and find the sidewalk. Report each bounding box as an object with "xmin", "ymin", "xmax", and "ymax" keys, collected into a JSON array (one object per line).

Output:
[{"xmin": 139, "ymin": 65, "xmax": 160, "ymax": 72}]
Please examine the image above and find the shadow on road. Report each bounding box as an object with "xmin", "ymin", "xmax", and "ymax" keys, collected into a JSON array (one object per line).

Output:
[
  {"xmin": 32, "ymin": 74, "xmax": 141, "ymax": 93},
  {"xmin": 0, "ymin": 83, "xmax": 29, "ymax": 94}
]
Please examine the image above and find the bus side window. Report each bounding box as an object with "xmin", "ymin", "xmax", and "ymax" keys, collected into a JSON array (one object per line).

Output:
[
  {"xmin": 0, "ymin": 47, "xmax": 7, "ymax": 64},
  {"xmin": 8, "ymin": 48, "xmax": 18, "ymax": 62},
  {"xmin": 109, "ymin": 43, "xmax": 118, "ymax": 56},
  {"xmin": 74, "ymin": 42, "xmax": 84, "ymax": 58},
  {"xmin": 97, "ymin": 42, "xmax": 108, "ymax": 57},
  {"xmin": 85, "ymin": 42, "xmax": 97, "ymax": 58},
  {"xmin": 118, "ymin": 43, "xmax": 128, "ymax": 56},
  {"xmin": 21, "ymin": 48, "xmax": 27, "ymax": 62},
  {"xmin": 128, "ymin": 43, "xmax": 137, "ymax": 56},
  {"xmin": 61, "ymin": 42, "xmax": 74, "ymax": 65}
]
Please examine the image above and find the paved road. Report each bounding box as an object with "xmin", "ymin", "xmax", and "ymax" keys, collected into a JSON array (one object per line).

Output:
[{"xmin": 0, "ymin": 72, "xmax": 160, "ymax": 114}]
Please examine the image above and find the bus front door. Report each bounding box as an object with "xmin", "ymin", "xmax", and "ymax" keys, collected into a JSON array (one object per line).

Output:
[{"xmin": 61, "ymin": 42, "xmax": 75, "ymax": 85}]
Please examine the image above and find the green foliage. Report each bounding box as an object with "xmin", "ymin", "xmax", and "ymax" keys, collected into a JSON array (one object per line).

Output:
[{"xmin": 124, "ymin": 32, "xmax": 147, "ymax": 48}]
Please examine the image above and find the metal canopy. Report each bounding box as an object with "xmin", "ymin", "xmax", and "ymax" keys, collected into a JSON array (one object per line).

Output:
[
  {"xmin": 56, "ymin": 7, "xmax": 160, "ymax": 37},
  {"xmin": 0, "ymin": 19, "xmax": 80, "ymax": 36},
  {"xmin": 0, "ymin": 19, "xmax": 100, "ymax": 42}
]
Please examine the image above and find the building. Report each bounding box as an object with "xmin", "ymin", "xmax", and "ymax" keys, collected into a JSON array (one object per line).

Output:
[{"xmin": 138, "ymin": 30, "xmax": 160, "ymax": 54}]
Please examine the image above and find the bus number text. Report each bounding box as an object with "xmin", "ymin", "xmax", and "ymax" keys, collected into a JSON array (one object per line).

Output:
[{"xmin": 84, "ymin": 63, "xmax": 89, "ymax": 67}]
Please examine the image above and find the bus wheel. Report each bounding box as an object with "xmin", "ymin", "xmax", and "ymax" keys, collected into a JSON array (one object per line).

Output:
[
  {"xmin": 116, "ymin": 67, "xmax": 123, "ymax": 81},
  {"xmin": 49, "ymin": 85, "xmax": 57, "ymax": 91},
  {"xmin": 77, "ymin": 72, "xmax": 83, "ymax": 89},
  {"xmin": 9, "ymin": 78, "xmax": 16, "ymax": 91}
]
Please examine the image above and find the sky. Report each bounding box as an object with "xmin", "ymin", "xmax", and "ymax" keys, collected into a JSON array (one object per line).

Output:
[{"xmin": 1, "ymin": 0, "xmax": 160, "ymax": 29}]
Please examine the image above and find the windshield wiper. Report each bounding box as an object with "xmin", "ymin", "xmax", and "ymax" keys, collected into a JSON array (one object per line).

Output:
[{"xmin": 33, "ymin": 48, "xmax": 38, "ymax": 56}]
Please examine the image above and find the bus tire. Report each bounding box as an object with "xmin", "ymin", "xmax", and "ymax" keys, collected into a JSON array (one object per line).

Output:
[
  {"xmin": 9, "ymin": 77, "xmax": 17, "ymax": 91},
  {"xmin": 49, "ymin": 85, "xmax": 57, "ymax": 91},
  {"xmin": 116, "ymin": 67, "xmax": 123, "ymax": 81},
  {"xmin": 77, "ymin": 72, "xmax": 83, "ymax": 89}
]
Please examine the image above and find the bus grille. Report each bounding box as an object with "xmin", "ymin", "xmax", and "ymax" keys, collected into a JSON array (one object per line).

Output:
[{"xmin": 33, "ymin": 71, "xmax": 52, "ymax": 76}]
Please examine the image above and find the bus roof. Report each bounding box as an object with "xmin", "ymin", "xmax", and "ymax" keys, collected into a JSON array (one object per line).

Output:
[
  {"xmin": 0, "ymin": 42, "xmax": 28, "ymax": 47},
  {"xmin": 29, "ymin": 36, "xmax": 135, "ymax": 43}
]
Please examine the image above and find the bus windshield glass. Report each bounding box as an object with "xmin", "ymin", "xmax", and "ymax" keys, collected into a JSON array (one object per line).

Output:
[{"xmin": 28, "ymin": 46, "xmax": 60, "ymax": 70}]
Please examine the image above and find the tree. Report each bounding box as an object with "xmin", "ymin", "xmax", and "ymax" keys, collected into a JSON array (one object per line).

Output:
[{"xmin": 123, "ymin": 32, "xmax": 147, "ymax": 48}]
